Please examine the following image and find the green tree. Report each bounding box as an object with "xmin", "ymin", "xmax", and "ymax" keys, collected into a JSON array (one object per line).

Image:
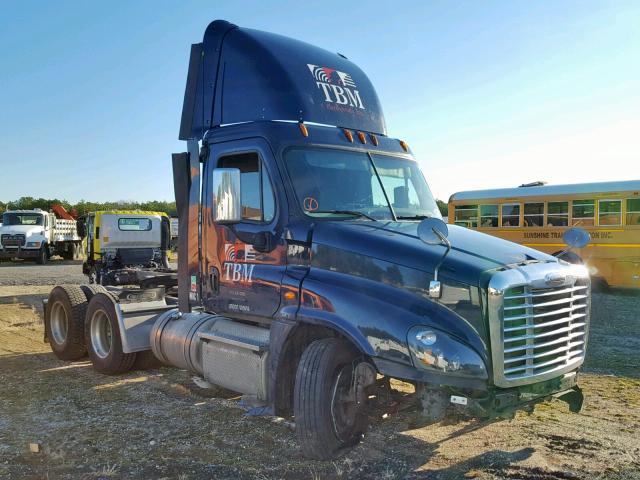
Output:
[
  {"xmin": 436, "ymin": 199, "xmax": 448, "ymax": 217},
  {"xmin": 1, "ymin": 198, "xmax": 177, "ymax": 217}
]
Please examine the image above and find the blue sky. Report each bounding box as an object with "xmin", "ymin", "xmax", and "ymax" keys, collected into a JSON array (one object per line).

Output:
[{"xmin": 1, "ymin": 1, "xmax": 638, "ymax": 203}]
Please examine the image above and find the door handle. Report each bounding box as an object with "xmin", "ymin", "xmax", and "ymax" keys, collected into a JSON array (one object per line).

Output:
[
  {"xmin": 210, "ymin": 267, "xmax": 220, "ymax": 293},
  {"xmin": 252, "ymin": 231, "xmax": 273, "ymax": 252}
]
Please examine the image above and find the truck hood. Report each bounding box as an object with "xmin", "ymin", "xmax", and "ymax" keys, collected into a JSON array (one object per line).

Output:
[
  {"xmin": 311, "ymin": 221, "xmax": 556, "ymax": 287},
  {"xmin": 0, "ymin": 225, "xmax": 43, "ymax": 236}
]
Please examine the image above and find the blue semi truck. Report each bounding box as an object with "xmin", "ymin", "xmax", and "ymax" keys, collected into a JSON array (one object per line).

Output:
[{"xmin": 44, "ymin": 20, "xmax": 591, "ymax": 459}]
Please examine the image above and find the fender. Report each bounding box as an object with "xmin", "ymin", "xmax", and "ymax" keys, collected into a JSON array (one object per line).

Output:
[
  {"xmin": 294, "ymin": 306, "xmax": 377, "ymax": 357},
  {"xmin": 297, "ymin": 266, "xmax": 490, "ymax": 367}
]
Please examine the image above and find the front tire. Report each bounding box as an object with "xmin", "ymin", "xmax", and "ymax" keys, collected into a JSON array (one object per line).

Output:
[
  {"xmin": 46, "ymin": 286, "xmax": 88, "ymax": 360},
  {"xmin": 85, "ymin": 293, "xmax": 136, "ymax": 374},
  {"xmin": 294, "ymin": 338, "xmax": 369, "ymax": 460},
  {"xmin": 36, "ymin": 246, "xmax": 48, "ymax": 265}
]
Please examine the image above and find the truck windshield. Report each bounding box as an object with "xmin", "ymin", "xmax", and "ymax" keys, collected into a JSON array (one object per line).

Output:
[
  {"xmin": 2, "ymin": 213, "xmax": 44, "ymax": 226},
  {"xmin": 284, "ymin": 147, "xmax": 441, "ymax": 221}
]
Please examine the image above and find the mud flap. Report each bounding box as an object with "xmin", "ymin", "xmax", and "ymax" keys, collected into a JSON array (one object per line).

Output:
[{"xmin": 556, "ymin": 386, "xmax": 584, "ymax": 413}]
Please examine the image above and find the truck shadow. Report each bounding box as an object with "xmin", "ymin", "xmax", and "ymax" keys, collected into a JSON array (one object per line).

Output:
[{"xmin": 406, "ymin": 447, "xmax": 535, "ymax": 479}]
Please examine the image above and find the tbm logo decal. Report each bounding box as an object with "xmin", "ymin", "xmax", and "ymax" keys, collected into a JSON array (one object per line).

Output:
[
  {"xmin": 224, "ymin": 263, "xmax": 255, "ymax": 283},
  {"xmin": 307, "ymin": 64, "xmax": 365, "ymax": 110}
]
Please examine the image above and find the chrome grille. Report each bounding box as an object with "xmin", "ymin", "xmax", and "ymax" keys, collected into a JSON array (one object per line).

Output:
[
  {"xmin": 488, "ymin": 263, "xmax": 591, "ymax": 387},
  {"xmin": 1, "ymin": 234, "xmax": 25, "ymax": 247},
  {"xmin": 502, "ymin": 281, "xmax": 588, "ymax": 380}
]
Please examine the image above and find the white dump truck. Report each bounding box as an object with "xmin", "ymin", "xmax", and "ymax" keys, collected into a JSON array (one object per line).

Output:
[{"xmin": 0, "ymin": 209, "xmax": 82, "ymax": 264}]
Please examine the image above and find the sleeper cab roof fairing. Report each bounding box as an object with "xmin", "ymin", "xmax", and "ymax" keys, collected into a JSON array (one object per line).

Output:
[{"xmin": 179, "ymin": 20, "xmax": 387, "ymax": 141}]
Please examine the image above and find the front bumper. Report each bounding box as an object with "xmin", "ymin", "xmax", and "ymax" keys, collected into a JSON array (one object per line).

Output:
[
  {"xmin": 455, "ymin": 371, "xmax": 582, "ymax": 418},
  {"xmin": 0, "ymin": 248, "xmax": 40, "ymax": 259}
]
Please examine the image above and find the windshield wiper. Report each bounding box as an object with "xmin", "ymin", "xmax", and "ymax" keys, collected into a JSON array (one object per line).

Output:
[
  {"xmin": 313, "ymin": 210, "xmax": 378, "ymax": 221},
  {"xmin": 396, "ymin": 214, "xmax": 432, "ymax": 220}
]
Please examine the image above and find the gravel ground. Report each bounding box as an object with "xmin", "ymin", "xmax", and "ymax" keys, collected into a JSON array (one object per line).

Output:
[
  {"xmin": 0, "ymin": 259, "xmax": 87, "ymax": 286},
  {"xmin": 0, "ymin": 265, "xmax": 638, "ymax": 479}
]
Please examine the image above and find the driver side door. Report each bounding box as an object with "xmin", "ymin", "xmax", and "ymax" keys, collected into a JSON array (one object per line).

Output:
[{"xmin": 201, "ymin": 138, "xmax": 286, "ymax": 319}]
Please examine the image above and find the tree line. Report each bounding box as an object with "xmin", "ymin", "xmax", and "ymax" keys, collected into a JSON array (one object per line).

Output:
[
  {"xmin": 1, "ymin": 196, "xmax": 447, "ymax": 218},
  {"xmin": 0, "ymin": 197, "xmax": 177, "ymax": 217}
]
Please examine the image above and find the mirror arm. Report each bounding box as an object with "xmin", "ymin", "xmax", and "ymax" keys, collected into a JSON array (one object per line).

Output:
[
  {"xmin": 429, "ymin": 228, "xmax": 451, "ymax": 299},
  {"xmin": 432, "ymin": 230, "xmax": 452, "ymax": 283},
  {"xmin": 555, "ymin": 246, "xmax": 572, "ymax": 262}
]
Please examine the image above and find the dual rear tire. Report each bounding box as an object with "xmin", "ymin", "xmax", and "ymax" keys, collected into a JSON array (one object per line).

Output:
[
  {"xmin": 46, "ymin": 286, "xmax": 88, "ymax": 360},
  {"xmin": 46, "ymin": 287, "xmax": 139, "ymax": 374},
  {"xmin": 84, "ymin": 293, "xmax": 137, "ymax": 374}
]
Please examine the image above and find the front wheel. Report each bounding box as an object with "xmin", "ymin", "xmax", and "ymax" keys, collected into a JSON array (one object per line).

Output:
[
  {"xmin": 36, "ymin": 246, "xmax": 48, "ymax": 265},
  {"xmin": 294, "ymin": 338, "xmax": 369, "ymax": 460}
]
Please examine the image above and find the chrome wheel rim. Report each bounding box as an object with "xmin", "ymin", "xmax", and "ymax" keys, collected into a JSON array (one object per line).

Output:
[
  {"xmin": 90, "ymin": 309, "xmax": 112, "ymax": 359},
  {"xmin": 50, "ymin": 301, "xmax": 68, "ymax": 345}
]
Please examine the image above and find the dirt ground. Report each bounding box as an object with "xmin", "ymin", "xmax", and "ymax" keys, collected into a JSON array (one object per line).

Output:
[{"xmin": 0, "ymin": 261, "xmax": 639, "ymax": 479}]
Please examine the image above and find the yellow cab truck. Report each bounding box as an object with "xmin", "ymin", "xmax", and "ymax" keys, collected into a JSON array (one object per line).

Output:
[
  {"xmin": 78, "ymin": 210, "xmax": 174, "ymax": 286},
  {"xmin": 449, "ymin": 180, "xmax": 640, "ymax": 289}
]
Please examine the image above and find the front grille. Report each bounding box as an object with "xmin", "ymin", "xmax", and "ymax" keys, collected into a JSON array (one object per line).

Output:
[
  {"xmin": 1, "ymin": 234, "xmax": 25, "ymax": 247},
  {"xmin": 488, "ymin": 263, "xmax": 591, "ymax": 387},
  {"xmin": 501, "ymin": 281, "xmax": 588, "ymax": 381}
]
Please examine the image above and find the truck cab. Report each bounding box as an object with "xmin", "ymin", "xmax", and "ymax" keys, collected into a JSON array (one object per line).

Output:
[
  {"xmin": 44, "ymin": 20, "xmax": 591, "ymax": 460},
  {"xmin": 80, "ymin": 210, "xmax": 171, "ymax": 285}
]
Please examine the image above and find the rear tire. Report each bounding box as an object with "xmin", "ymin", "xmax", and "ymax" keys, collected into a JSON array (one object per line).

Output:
[
  {"xmin": 294, "ymin": 338, "xmax": 368, "ymax": 460},
  {"xmin": 46, "ymin": 286, "xmax": 89, "ymax": 360},
  {"xmin": 80, "ymin": 284, "xmax": 108, "ymax": 301},
  {"xmin": 73, "ymin": 243, "xmax": 81, "ymax": 260},
  {"xmin": 85, "ymin": 293, "xmax": 136, "ymax": 374}
]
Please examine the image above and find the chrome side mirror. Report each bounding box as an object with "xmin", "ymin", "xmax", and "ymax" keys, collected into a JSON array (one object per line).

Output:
[
  {"xmin": 212, "ymin": 168, "xmax": 242, "ymax": 223},
  {"xmin": 417, "ymin": 218, "xmax": 451, "ymax": 299},
  {"xmin": 555, "ymin": 227, "xmax": 590, "ymax": 263},
  {"xmin": 563, "ymin": 227, "xmax": 590, "ymax": 249}
]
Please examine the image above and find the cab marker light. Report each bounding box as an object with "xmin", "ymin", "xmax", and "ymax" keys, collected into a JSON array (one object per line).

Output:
[
  {"xmin": 357, "ymin": 131, "xmax": 366, "ymax": 144},
  {"xmin": 369, "ymin": 133, "xmax": 379, "ymax": 146},
  {"xmin": 399, "ymin": 140, "xmax": 409, "ymax": 152},
  {"xmin": 343, "ymin": 129, "xmax": 354, "ymax": 142},
  {"xmin": 284, "ymin": 291, "xmax": 296, "ymax": 301},
  {"xmin": 298, "ymin": 122, "xmax": 309, "ymax": 137}
]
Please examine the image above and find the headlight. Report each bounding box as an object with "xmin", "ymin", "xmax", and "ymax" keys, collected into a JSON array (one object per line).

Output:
[
  {"xmin": 408, "ymin": 326, "xmax": 487, "ymax": 379},
  {"xmin": 26, "ymin": 241, "xmax": 41, "ymax": 247}
]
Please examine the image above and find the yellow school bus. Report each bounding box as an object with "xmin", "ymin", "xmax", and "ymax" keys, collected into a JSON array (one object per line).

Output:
[{"xmin": 448, "ymin": 180, "xmax": 640, "ymax": 289}]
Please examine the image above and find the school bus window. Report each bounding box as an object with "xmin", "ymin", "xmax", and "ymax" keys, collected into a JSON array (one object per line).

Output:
[
  {"xmin": 454, "ymin": 205, "xmax": 478, "ymax": 228},
  {"xmin": 480, "ymin": 205, "xmax": 498, "ymax": 227},
  {"xmin": 572, "ymin": 199, "xmax": 595, "ymax": 226},
  {"xmin": 501, "ymin": 204, "xmax": 520, "ymax": 227},
  {"xmin": 547, "ymin": 201, "xmax": 568, "ymax": 227},
  {"xmin": 625, "ymin": 198, "xmax": 640, "ymax": 225},
  {"xmin": 523, "ymin": 203, "xmax": 544, "ymax": 227},
  {"xmin": 598, "ymin": 200, "xmax": 621, "ymax": 226}
]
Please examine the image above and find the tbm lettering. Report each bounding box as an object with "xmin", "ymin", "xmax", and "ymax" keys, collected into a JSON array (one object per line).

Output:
[
  {"xmin": 224, "ymin": 263, "xmax": 255, "ymax": 283},
  {"xmin": 316, "ymin": 82, "xmax": 365, "ymax": 109}
]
